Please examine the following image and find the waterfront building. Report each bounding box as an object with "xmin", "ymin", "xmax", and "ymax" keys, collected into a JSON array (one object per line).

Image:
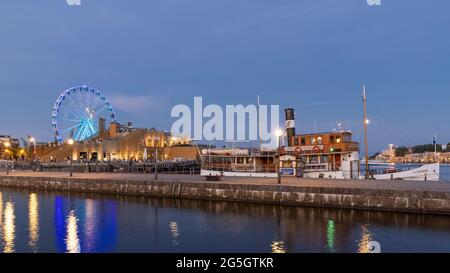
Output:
[
  {"xmin": 375, "ymin": 144, "xmax": 396, "ymax": 161},
  {"xmin": 0, "ymin": 135, "xmax": 23, "ymax": 159},
  {"xmin": 35, "ymin": 120, "xmax": 198, "ymax": 162},
  {"xmin": 394, "ymin": 152, "xmax": 445, "ymax": 163}
]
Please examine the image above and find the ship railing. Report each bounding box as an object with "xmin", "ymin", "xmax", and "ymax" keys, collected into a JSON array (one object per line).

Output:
[{"xmin": 202, "ymin": 163, "xmax": 277, "ymax": 173}]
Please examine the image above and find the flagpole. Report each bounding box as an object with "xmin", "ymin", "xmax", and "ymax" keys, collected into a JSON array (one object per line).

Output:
[
  {"xmin": 434, "ymin": 134, "xmax": 437, "ymax": 163},
  {"xmin": 363, "ymin": 85, "xmax": 369, "ymax": 179},
  {"xmin": 257, "ymin": 95, "xmax": 263, "ymax": 149}
]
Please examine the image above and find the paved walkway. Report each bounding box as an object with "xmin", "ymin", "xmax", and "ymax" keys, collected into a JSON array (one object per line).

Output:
[{"xmin": 2, "ymin": 170, "xmax": 450, "ymax": 192}]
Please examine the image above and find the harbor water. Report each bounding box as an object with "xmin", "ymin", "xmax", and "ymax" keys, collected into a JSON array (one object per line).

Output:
[
  {"xmin": 0, "ymin": 187, "xmax": 450, "ymax": 253},
  {"xmin": 438, "ymin": 164, "xmax": 450, "ymax": 181}
]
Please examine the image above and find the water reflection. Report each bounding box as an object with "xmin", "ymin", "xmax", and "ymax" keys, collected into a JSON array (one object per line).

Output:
[
  {"xmin": 54, "ymin": 196, "xmax": 66, "ymax": 252},
  {"xmin": 326, "ymin": 220, "xmax": 336, "ymax": 253},
  {"xmin": 271, "ymin": 241, "xmax": 287, "ymax": 253},
  {"xmin": 84, "ymin": 199, "xmax": 96, "ymax": 251},
  {"xmin": 0, "ymin": 192, "xmax": 3, "ymax": 238},
  {"xmin": 0, "ymin": 190, "xmax": 450, "ymax": 253},
  {"xmin": 53, "ymin": 195, "xmax": 118, "ymax": 253},
  {"xmin": 170, "ymin": 221, "xmax": 180, "ymax": 247},
  {"xmin": 66, "ymin": 210, "xmax": 80, "ymax": 253},
  {"xmin": 3, "ymin": 200, "xmax": 15, "ymax": 253},
  {"xmin": 28, "ymin": 193, "xmax": 39, "ymax": 251},
  {"xmin": 95, "ymin": 201, "xmax": 117, "ymax": 252},
  {"xmin": 357, "ymin": 225, "xmax": 374, "ymax": 253}
]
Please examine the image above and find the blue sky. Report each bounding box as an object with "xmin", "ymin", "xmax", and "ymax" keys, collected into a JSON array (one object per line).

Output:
[{"xmin": 0, "ymin": 0, "xmax": 449, "ymax": 154}]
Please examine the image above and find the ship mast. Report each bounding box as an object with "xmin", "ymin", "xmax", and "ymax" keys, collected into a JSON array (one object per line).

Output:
[
  {"xmin": 257, "ymin": 95, "xmax": 263, "ymax": 149},
  {"xmin": 362, "ymin": 85, "xmax": 370, "ymax": 179}
]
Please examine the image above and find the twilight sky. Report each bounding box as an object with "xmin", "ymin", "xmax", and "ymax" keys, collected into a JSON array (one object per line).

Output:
[{"xmin": 0, "ymin": 0, "xmax": 449, "ymax": 154}]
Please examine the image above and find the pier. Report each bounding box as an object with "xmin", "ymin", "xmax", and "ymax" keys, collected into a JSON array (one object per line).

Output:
[{"xmin": 1, "ymin": 171, "xmax": 450, "ymax": 215}]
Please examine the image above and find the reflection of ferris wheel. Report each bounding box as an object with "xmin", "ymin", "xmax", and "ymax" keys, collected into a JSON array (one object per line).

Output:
[{"xmin": 52, "ymin": 85, "xmax": 116, "ymax": 143}]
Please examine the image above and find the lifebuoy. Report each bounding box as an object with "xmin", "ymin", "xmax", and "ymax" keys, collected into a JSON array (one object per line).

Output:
[
  {"xmin": 294, "ymin": 147, "xmax": 302, "ymax": 156},
  {"xmin": 312, "ymin": 146, "xmax": 321, "ymax": 153}
]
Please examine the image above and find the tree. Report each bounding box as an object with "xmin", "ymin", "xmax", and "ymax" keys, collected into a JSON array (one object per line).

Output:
[
  {"xmin": 395, "ymin": 146, "xmax": 409, "ymax": 157},
  {"xmin": 369, "ymin": 152, "xmax": 380, "ymax": 159}
]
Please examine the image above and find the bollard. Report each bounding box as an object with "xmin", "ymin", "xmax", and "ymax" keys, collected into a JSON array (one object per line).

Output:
[
  {"xmin": 391, "ymin": 174, "xmax": 393, "ymax": 180},
  {"xmin": 6, "ymin": 166, "xmax": 9, "ymax": 175}
]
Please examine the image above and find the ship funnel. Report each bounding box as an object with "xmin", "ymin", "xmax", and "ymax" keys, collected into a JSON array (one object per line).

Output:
[{"xmin": 284, "ymin": 108, "xmax": 296, "ymax": 146}]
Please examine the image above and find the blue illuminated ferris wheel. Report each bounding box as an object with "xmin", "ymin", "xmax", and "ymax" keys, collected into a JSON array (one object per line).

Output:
[{"xmin": 52, "ymin": 85, "xmax": 116, "ymax": 143}]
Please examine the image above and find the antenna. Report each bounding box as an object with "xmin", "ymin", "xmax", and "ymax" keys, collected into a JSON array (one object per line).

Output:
[{"xmin": 336, "ymin": 121, "xmax": 343, "ymax": 132}]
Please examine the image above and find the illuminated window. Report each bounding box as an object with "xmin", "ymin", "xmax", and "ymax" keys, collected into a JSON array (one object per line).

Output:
[{"xmin": 317, "ymin": 136, "xmax": 323, "ymax": 145}]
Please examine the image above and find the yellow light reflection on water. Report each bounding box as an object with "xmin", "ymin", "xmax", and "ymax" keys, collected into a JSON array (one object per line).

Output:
[
  {"xmin": 28, "ymin": 193, "xmax": 39, "ymax": 251},
  {"xmin": 358, "ymin": 225, "xmax": 373, "ymax": 253},
  {"xmin": 3, "ymin": 200, "xmax": 15, "ymax": 253},
  {"xmin": 271, "ymin": 241, "xmax": 287, "ymax": 253},
  {"xmin": 66, "ymin": 210, "xmax": 81, "ymax": 253},
  {"xmin": 0, "ymin": 192, "xmax": 3, "ymax": 232}
]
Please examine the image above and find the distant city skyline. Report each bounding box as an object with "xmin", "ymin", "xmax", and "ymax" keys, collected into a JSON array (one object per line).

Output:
[{"xmin": 1, "ymin": 0, "xmax": 450, "ymax": 154}]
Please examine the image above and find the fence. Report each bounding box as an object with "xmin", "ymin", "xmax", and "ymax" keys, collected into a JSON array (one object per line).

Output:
[{"xmin": 1, "ymin": 160, "xmax": 201, "ymax": 175}]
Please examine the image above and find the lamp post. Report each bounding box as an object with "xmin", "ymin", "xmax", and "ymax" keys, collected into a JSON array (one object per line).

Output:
[
  {"xmin": 28, "ymin": 137, "xmax": 37, "ymax": 171},
  {"xmin": 29, "ymin": 136, "xmax": 36, "ymax": 159},
  {"xmin": 4, "ymin": 142, "xmax": 11, "ymax": 175},
  {"xmin": 154, "ymin": 148, "xmax": 158, "ymax": 180},
  {"xmin": 68, "ymin": 138, "xmax": 74, "ymax": 177},
  {"xmin": 3, "ymin": 142, "xmax": 10, "ymax": 160},
  {"xmin": 275, "ymin": 129, "xmax": 283, "ymax": 185}
]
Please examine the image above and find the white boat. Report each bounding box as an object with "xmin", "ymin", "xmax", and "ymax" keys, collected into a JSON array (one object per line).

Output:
[
  {"xmin": 367, "ymin": 163, "xmax": 440, "ymax": 181},
  {"xmin": 200, "ymin": 147, "xmax": 278, "ymax": 178},
  {"xmin": 200, "ymin": 90, "xmax": 441, "ymax": 181}
]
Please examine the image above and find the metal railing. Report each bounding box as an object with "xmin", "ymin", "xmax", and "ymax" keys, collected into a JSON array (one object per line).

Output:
[
  {"xmin": 0, "ymin": 160, "xmax": 14, "ymax": 175},
  {"xmin": 1, "ymin": 160, "xmax": 200, "ymax": 175},
  {"xmin": 201, "ymin": 163, "xmax": 277, "ymax": 173}
]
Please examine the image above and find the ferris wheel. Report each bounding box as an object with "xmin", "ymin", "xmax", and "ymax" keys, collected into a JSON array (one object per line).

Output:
[{"xmin": 52, "ymin": 85, "xmax": 117, "ymax": 143}]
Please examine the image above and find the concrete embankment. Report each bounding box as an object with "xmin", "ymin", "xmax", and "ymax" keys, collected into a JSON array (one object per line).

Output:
[{"xmin": 1, "ymin": 172, "xmax": 450, "ymax": 215}]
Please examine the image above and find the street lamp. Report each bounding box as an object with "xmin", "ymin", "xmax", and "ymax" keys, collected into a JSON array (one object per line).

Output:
[
  {"xmin": 154, "ymin": 148, "xmax": 158, "ymax": 180},
  {"xmin": 29, "ymin": 137, "xmax": 36, "ymax": 159},
  {"xmin": 29, "ymin": 137, "xmax": 37, "ymax": 171},
  {"xmin": 67, "ymin": 138, "xmax": 74, "ymax": 177},
  {"xmin": 3, "ymin": 142, "xmax": 11, "ymax": 160},
  {"xmin": 275, "ymin": 129, "xmax": 284, "ymax": 184}
]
